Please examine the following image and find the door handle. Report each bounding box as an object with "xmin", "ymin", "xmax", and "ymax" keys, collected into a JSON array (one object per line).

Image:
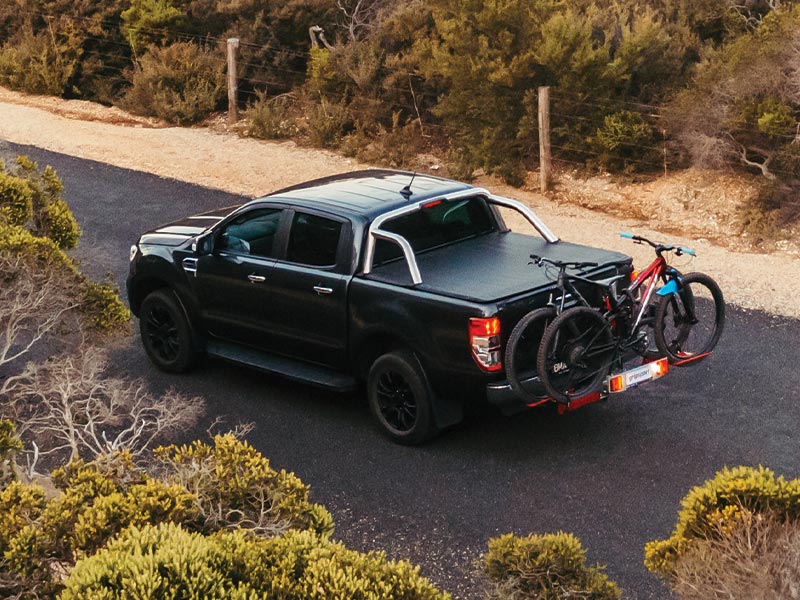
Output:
[
  {"xmin": 247, "ymin": 274, "xmax": 266, "ymax": 283},
  {"xmin": 313, "ymin": 286, "xmax": 333, "ymax": 295}
]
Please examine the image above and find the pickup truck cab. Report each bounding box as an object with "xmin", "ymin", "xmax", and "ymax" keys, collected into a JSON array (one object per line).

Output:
[{"xmin": 127, "ymin": 170, "xmax": 631, "ymax": 443}]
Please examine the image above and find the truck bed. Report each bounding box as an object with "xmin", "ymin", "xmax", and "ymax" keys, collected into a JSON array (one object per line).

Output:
[{"xmin": 364, "ymin": 231, "xmax": 630, "ymax": 302}]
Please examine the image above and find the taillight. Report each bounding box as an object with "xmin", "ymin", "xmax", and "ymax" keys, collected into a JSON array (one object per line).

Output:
[{"xmin": 469, "ymin": 317, "xmax": 502, "ymax": 372}]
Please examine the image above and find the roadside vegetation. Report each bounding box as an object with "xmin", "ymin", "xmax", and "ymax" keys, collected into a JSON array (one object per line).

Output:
[
  {"xmin": 0, "ymin": 0, "xmax": 797, "ymax": 240},
  {"xmin": 1, "ymin": 1, "xmax": 799, "ymax": 595}
]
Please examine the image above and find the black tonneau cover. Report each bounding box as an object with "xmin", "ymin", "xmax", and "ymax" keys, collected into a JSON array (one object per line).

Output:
[{"xmin": 364, "ymin": 231, "xmax": 630, "ymax": 303}]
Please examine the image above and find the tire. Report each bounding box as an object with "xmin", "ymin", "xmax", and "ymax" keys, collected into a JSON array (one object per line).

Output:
[
  {"xmin": 654, "ymin": 272, "xmax": 725, "ymax": 365},
  {"xmin": 504, "ymin": 307, "xmax": 557, "ymax": 403},
  {"xmin": 537, "ymin": 306, "xmax": 614, "ymax": 404},
  {"xmin": 139, "ymin": 288, "xmax": 200, "ymax": 373},
  {"xmin": 367, "ymin": 350, "xmax": 438, "ymax": 445}
]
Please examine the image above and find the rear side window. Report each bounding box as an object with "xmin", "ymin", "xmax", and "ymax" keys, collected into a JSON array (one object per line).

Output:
[
  {"xmin": 286, "ymin": 212, "xmax": 343, "ymax": 267},
  {"xmin": 374, "ymin": 196, "xmax": 494, "ymax": 264}
]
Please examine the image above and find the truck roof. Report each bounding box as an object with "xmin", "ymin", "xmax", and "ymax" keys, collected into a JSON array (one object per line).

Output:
[{"xmin": 263, "ymin": 169, "xmax": 473, "ymax": 219}]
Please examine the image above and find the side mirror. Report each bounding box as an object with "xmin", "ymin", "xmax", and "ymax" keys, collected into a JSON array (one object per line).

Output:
[{"xmin": 192, "ymin": 231, "xmax": 214, "ymax": 255}]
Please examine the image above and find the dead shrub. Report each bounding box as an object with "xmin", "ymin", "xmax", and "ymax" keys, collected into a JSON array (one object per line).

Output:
[{"xmin": 671, "ymin": 511, "xmax": 800, "ymax": 600}]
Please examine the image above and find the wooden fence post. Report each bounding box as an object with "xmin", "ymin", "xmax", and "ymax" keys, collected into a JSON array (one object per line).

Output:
[
  {"xmin": 227, "ymin": 38, "xmax": 240, "ymax": 126},
  {"xmin": 538, "ymin": 86, "xmax": 551, "ymax": 193}
]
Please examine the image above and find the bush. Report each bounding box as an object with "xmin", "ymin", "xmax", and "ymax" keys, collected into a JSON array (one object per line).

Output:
[
  {"xmin": 592, "ymin": 110, "xmax": 658, "ymax": 173},
  {"xmin": 484, "ymin": 532, "xmax": 621, "ymax": 600},
  {"xmin": 82, "ymin": 281, "xmax": 131, "ymax": 331},
  {"xmin": 61, "ymin": 524, "xmax": 450, "ymax": 600},
  {"xmin": 242, "ymin": 92, "xmax": 299, "ymax": 140},
  {"xmin": 0, "ymin": 455, "xmax": 199, "ymax": 597},
  {"xmin": 9, "ymin": 155, "xmax": 81, "ymax": 250},
  {"xmin": 644, "ymin": 466, "xmax": 800, "ymax": 577},
  {"xmin": 668, "ymin": 512, "xmax": 800, "ymax": 600},
  {"xmin": 0, "ymin": 171, "xmax": 33, "ymax": 227},
  {"xmin": 0, "ymin": 419, "xmax": 23, "ymax": 487},
  {"xmin": 154, "ymin": 434, "xmax": 334, "ymax": 539},
  {"xmin": 121, "ymin": 0, "xmax": 185, "ymax": 54},
  {"xmin": 0, "ymin": 24, "xmax": 83, "ymax": 96},
  {"xmin": 120, "ymin": 42, "xmax": 225, "ymax": 125},
  {"xmin": 306, "ymin": 97, "xmax": 353, "ymax": 148}
]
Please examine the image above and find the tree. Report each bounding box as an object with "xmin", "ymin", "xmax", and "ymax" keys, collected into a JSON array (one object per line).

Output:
[{"xmin": 666, "ymin": 6, "xmax": 800, "ymax": 181}]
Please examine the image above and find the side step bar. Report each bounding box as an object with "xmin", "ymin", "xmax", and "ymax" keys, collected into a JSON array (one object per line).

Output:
[{"xmin": 206, "ymin": 341, "xmax": 358, "ymax": 393}]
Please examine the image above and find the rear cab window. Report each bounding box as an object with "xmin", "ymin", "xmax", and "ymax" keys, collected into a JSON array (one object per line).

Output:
[{"xmin": 374, "ymin": 195, "xmax": 495, "ymax": 264}]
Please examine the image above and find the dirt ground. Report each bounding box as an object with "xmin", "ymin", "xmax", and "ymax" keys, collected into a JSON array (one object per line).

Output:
[{"xmin": 0, "ymin": 86, "xmax": 798, "ymax": 318}]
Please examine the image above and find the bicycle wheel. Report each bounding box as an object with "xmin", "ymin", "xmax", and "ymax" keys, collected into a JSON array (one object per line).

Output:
[
  {"xmin": 537, "ymin": 306, "xmax": 614, "ymax": 403},
  {"xmin": 654, "ymin": 272, "xmax": 725, "ymax": 365},
  {"xmin": 505, "ymin": 307, "xmax": 557, "ymax": 402}
]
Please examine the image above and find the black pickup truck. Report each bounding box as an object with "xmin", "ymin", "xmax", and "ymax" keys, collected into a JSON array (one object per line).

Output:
[{"xmin": 127, "ymin": 170, "xmax": 631, "ymax": 443}]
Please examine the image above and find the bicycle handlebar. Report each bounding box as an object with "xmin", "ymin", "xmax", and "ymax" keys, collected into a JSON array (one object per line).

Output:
[
  {"xmin": 530, "ymin": 254, "xmax": 598, "ymax": 270},
  {"xmin": 619, "ymin": 232, "xmax": 696, "ymax": 257}
]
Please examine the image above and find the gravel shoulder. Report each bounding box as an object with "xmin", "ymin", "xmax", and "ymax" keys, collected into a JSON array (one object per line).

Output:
[{"xmin": 0, "ymin": 86, "xmax": 797, "ymax": 318}]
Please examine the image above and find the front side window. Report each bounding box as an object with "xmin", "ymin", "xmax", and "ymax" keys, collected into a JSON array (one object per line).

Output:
[
  {"xmin": 286, "ymin": 212, "xmax": 343, "ymax": 267},
  {"xmin": 218, "ymin": 208, "xmax": 282, "ymax": 258}
]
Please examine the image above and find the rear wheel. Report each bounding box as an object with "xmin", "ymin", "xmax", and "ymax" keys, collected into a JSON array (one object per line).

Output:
[
  {"xmin": 537, "ymin": 306, "xmax": 614, "ymax": 403},
  {"xmin": 139, "ymin": 288, "xmax": 200, "ymax": 373},
  {"xmin": 654, "ymin": 272, "xmax": 725, "ymax": 365},
  {"xmin": 367, "ymin": 350, "xmax": 438, "ymax": 445},
  {"xmin": 504, "ymin": 307, "xmax": 557, "ymax": 402}
]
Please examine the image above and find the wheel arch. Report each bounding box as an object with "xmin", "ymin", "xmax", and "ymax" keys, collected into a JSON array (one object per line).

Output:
[{"xmin": 355, "ymin": 331, "xmax": 464, "ymax": 430}]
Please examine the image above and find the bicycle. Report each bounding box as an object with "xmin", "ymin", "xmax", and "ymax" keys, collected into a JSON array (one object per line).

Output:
[{"xmin": 505, "ymin": 233, "xmax": 725, "ymax": 404}]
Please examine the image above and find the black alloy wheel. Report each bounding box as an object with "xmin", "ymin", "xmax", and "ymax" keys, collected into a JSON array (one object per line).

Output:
[
  {"xmin": 139, "ymin": 288, "xmax": 200, "ymax": 373},
  {"xmin": 367, "ymin": 350, "xmax": 438, "ymax": 445},
  {"xmin": 144, "ymin": 303, "xmax": 180, "ymax": 363}
]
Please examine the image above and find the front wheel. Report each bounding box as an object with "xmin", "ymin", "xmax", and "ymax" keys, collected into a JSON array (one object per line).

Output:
[
  {"xmin": 537, "ymin": 306, "xmax": 614, "ymax": 404},
  {"xmin": 139, "ymin": 288, "xmax": 200, "ymax": 373},
  {"xmin": 504, "ymin": 307, "xmax": 557, "ymax": 402},
  {"xmin": 654, "ymin": 272, "xmax": 725, "ymax": 365},
  {"xmin": 367, "ymin": 350, "xmax": 438, "ymax": 445}
]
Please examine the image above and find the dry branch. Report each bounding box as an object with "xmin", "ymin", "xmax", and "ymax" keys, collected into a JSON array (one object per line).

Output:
[{"xmin": 1, "ymin": 347, "xmax": 204, "ymax": 470}]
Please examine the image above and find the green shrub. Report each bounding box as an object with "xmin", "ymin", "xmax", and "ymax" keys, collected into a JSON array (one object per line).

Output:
[
  {"xmin": 155, "ymin": 434, "xmax": 334, "ymax": 538},
  {"xmin": 484, "ymin": 532, "xmax": 621, "ymax": 600},
  {"xmin": 644, "ymin": 465, "xmax": 800, "ymax": 577},
  {"xmin": 592, "ymin": 110, "xmax": 657, "ymax": 173},
  {"xmin": 121, "ymin": 0, "xmax": 185, "ymax": 54},
  {"xmin": 0, "ymin": 224, "xmax": 75, "ymax": 271},
  {"xmin": 82, "ymin": 281, "xmax": 131, "ymax": 331},
  {"xmin": 61, "ymin": 524, "xmax": 450, "ymax": 600},
  {"xmin": 0, "ymin": 171, "xmax": 33, "ymax": 227},
  {"xmin": 0, "ymin": 24, "xmax": 83, "ymax": 96},
  {"xmin": 0, "ymin": 419, "xmax": 23, "ymax": 487},
  {"xmin": 242, "ymin": 92, "xmax": 299, "ymax": 140},
  {"xmin": 120, "ymin": 42, "xmax": 225, "ymax": 125},
  {"xmin": 10, "ymin": 156, "xmax": 81, "ymax": 250}
]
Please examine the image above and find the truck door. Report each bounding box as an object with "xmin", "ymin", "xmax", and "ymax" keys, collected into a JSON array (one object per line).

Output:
[
  {"xmin": 192, "ymin": 206, "xmax": 285, "ymax": 348},
  {"xmin": 267, "ymin": 210, "xmax": 350, "ymax": 369}
]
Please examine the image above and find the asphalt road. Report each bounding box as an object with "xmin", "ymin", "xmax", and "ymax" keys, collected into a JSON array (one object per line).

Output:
[{"xmin": 4, "ymin": 140, "xmax": 800, "ymax": 599}]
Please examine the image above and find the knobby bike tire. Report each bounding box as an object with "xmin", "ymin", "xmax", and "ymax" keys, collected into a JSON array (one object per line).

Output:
[
  {"xmin": 537, "ymin": 306, "xmax": 614, "ymax": 404},
  {"xmin": 504, "ymin": 307, "xmax": 557, "ymax": 402},
  {"xmin": 654, "ymin": 271, "xmax": 725, "ymax": 365}
]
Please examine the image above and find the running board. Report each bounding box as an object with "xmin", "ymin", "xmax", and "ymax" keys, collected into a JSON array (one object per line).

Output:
[{"xmin": 206, "ymin": 341, "xmax": 358, "ymax": 393}]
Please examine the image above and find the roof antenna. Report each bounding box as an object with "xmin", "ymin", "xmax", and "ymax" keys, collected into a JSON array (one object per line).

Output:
[{"xmin": 399, "ymin": 172, "xmax": 416, "ymax": 199}]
